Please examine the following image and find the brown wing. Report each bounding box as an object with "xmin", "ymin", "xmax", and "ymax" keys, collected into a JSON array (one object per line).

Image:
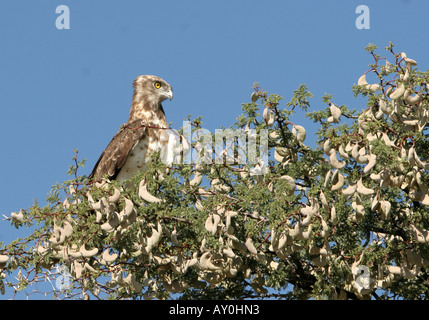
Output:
[{"xmin": 89, "ymin": 120, "xmax": 148, "ymax": 181}]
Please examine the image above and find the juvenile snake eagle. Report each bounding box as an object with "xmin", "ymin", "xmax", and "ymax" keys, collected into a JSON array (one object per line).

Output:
[{"xmin": 89, "ymin": 75, "xmax": 173, "ymax": 182}]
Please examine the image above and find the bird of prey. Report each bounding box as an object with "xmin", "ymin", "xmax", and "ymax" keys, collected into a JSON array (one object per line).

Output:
[{"xmin": 89, "ymin": 75, "xmax": 173, "ymax": 182}]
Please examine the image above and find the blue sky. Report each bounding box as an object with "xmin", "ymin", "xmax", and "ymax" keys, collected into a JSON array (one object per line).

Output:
[{"xmin": 0, "ymin": 0, "xmax": 427, "ymax": 289}]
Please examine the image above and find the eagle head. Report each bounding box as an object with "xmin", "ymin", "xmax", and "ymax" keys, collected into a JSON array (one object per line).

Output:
[{"xmin": 132, "ymin": 75, "xmax": 173, "ymax": 104}]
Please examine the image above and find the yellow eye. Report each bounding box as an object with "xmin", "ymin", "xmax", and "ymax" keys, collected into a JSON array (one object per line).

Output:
[{"xmin": 154, "ymin": 82, "xmax": 162, "ymax": 89}]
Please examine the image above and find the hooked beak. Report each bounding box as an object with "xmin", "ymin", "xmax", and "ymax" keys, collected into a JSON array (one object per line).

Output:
[{"xmin": 165, "ymin": 89, "xmax": 173, "ymax": 101}]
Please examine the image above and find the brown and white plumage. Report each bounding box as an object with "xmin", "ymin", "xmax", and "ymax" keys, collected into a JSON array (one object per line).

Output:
[{"xmin": 89, "ymin": 75, "xmax": 173, "ymax": 182}]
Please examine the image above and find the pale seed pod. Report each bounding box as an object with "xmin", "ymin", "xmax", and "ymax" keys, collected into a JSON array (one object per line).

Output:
[
  {"xmin": 145, "ymin": 222, "xmax": 163, "ymax": 253},
  {"xmin": 342, "ymin": 184, "xmax": 357, "ymax": 196},
  {"xmin": 251, "ymin": 92, "xmax": 259, "ymax": 102},
  {"xmin": 297, "ymin": 224, "xmax": 312, "ymax": 241},
  {"xmin": 274, "ymin": 149, "xmax": 285, "ymax": 163},
  {"xmin": 328, "ymin": 102, "xmax": 341, "ymax": 123},
  {"xmin": 404, "ymin": 57, "xmax": 417, "ymax": 66},
  {"xmin": 409, "ymin": 147, "xmax": 426, "ymax": 169},
  {"xmin": 108, "ymin": 187, "xmax": 121, "ymax": 203},
  {"xmin": 324, "ymin": 170, "xmax": 332, "ymax": 189},
  {"xmin": 330, "ymin": 205, "xmax": 338, "ymax": 225},
  {"xmin": 379, "ymin": 99, "xmax": 392, "ymax": 115},
  {"xmin": 320, "ymin": 190, "xmax": 329, "ymax": 212},
  {"xmin": 73, "ymin": 261, "xmax": 84, "ymax": 279},
  {"xmin": 357, "ymin": 178, "xmax": 374, "ymax": 195},
  {"xmin": 369, "ymin": 84, "xmax": 380, "ymax": 92},
  {"xmin": 279, "ymin": 175, "xmax": 296, "ymax": 196},
  {"xmin": 351, "ymin": 197, "xmax": 365, "ymax": 221},
  {"xmin": 189, "ymin": 171, "xmax": 203, "ymax": 187},
  {"xmin": 389, "ymin": 83, "xmax": 406, "ymax": 100},
  {"xmin": 380, "ymin": 60, "xmax": 390, "ymax": 76},
  {"xmin": 10, "ymin": 211, "xmax": 24, "ymax": 223},
  {"xmin": 402, "ymin": 67, "xmax": 410, "ymax": 83},
  {"xmin": 329, "ymin": 152, "xmax": 345, "ymax": 169},
  {"xmin": 404, "ymin": 89, "xmax": 423, "ymax": 105},
  {"xmin": 100, "ymin": 212, "xmax": 120, "ymax": 231},
  {"xmin": 345, "ymin": 141, "xmax": 354, "ymax": 153},
  {"xmin": 358, "ymin": 74, "xmax": 369, "ymax": 86},
  {"xmin": 363, "ymin": 153, "xmax": 377, "ymax": 174},
  {"xmin": 0, "ymin": 255, "xmax": 9, "ymax": 268},
  {"xmin": 275, "ymin": 146, "xmax": 289, "ymax": 157},
  {"xmin": 124, "ymin": 273, "xmax": 143, "ymax": 292},
  {"xmin": 263, "ymin": 106, "xmax": 275, "ymax": 126},
  {"xmin": 139, "ymin": 180, "xmax": 163, "ymax": 203},
  {"xmin": 338, "ymin": 145, "xmax": 349, "ymax": 159},
  {"xmin": 205, "ymin": 213, "xmax": 221, "ymax": 235},
  {"xmin": 380, "ymin": 200, "xmax": 391, "ymax": 220},
  {"xmin": 331, "ymin": 170, "xmax": 345, "ymax": 191},
  {"xmin": 80, "ymin": 244, "xmax": 99, "ymax": 258},
  {"xmin": 245, "ymin": 237, "xmax": 258, "ymax": 255},
  {"xmin": 410, "ymin": 223, "xmax": 429, "ymax": 243},
  {"xmin": 211, "ymin": 178, "xmax": 231, "ymax": 193},
  {"xmin": 195, "ymin": 200, "xmax": 204, "ymax": 211},
  {"xmin": 292, "ymin": 125, "xmax": 306, "ymax": 143},
  {"xmin": 102, "ymin": 250, "xmax": 118, "ymax": 264},
  {"xmin": 323, "ymin": 139, "xmax": 334, "ymax": 156}
]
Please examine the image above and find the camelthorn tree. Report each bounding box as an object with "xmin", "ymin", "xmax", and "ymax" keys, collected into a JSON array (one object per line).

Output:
[{"xmin": 1, "ymin": 43, "xmax": 429, "ymax": 300}]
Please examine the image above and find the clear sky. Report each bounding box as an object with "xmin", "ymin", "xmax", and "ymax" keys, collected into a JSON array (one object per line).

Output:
[{"xmin": 0, "ymin": 0, "xmax": 427, "ymax": 282}]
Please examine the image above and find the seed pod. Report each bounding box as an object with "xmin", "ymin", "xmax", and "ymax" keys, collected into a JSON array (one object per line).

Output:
[
  {"xmin": 102, "ymin": 250, "xmax": 118, "ymax": 264},
  {"xmin": 380, "ymin": 60, "xmax": 390, "ymax": 76},
  {"xmin": 320, "ymin": 190, "xmax": 329, "ymax": 212},
  {"xmin": 328, "ymin": 103, "xmax": 341, "ymax": 123},
  {"xmin": 189, "ymin": 171, "xmax": 203, "ymax": 187},
  {"xmin": 145, "ymin": 222, "xmax": 163, "ymax": 253},
  {"xmin": 342, "ymin": 184, "xmax": 357, "ymax": 196},
  {"xmin": 389, "ymin": 83, "xmax": 406, "ymax": 100},
  {"xmin": 108, "ymin": 187, "xmax": 121, "ymax": 203},
  {"xmin": 351, "ymin": 196, "xmax": 365, "ymax": 220},
  {"xmin": 363, "ymin": 153, "xmax": 377, "ymax": 174},
  {"xmin": 329, "ymin": 152, "xmax": 345, "ymax": 169},
  {"xmin": 251, "ymin": 92, "xmax": 259, "ymax": 102},
  {"xmin": 358, "ymin": 74, "xmax": 369, "ymax": 86},
  {"xmin": 410, "ymin": 223, "xmax": 429, "ymax": 243},
  {"xmin": 368, "ymin": 83, "xmax": 380, "ymax": 92},
  {"xmin": 379, "ymin": 99, "xmax": 392, "ymax": 115},
  {"xmin": 331, "ymin": 170, "xmax": 345, "ymax": 191},
  {"xmin": 11, "ymin": 211, "xmax": 24, "ymax": 223},
  {"xmin": 408, "ymin": 147, "xmax": 426, "ymax": 169},
  {"xmin": 338, "ymin": 145, "xmax": 349, "ymax": 159},
  {"xmin": 357, "ymin": 178, "xmax": 374, "ymax": 195},
  {"xmin": 205, "ymin": 213, "xmax": 221, "ymax": 235},
  {"xmin": 404, "ymin": 57, "xmax": 417, "ymax": 66},
  {"xmin": 330, "ymin": 205, "xmax": 338, "ymax": 225},
  {"xmin": 0, "ymin": 255, "xmax": 9, "ymax": 268},
  {"xmin": 124, "ymin": 273, "xmax": 143, "ymax": 292},
  {"xmin": 79, "ymin": 244, "xmax": 99, "ymax": 258},
  {"xmin": 100, "ymin": 212, "xmax": 120, "ymax": 231},
  {"xmin": 404, "ymin": 89, "xmax": 423, "ymax": 105},
  {"xmin": 323, "ymin": 139, "xmax": 334, "ymax": 156},
  {"xmin": 324, "ymin": 170, "xmax": 332, "ymax": 189},
  {"xmin": 245, "ymin": 237, "xmax": 258, "ymax": 255},
  {"xmin": 263, "ymin": 107, "xmax": 275, "ymax": 126},
  {"xmin": 380, "ymin": 200, "xmax": 391, "ymax": 220},
  {"xmin": 139, "ymin": 180, "xmax": 163, "ymax": 203},
  {"xmin": 292, "ymin": 125, "xmax": 306, "ymax": 143}
]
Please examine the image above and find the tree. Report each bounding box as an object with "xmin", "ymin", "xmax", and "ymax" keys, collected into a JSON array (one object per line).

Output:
[{"xmin": 1, "ymin": 43, "xmax": 429, "ymax": 300}]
